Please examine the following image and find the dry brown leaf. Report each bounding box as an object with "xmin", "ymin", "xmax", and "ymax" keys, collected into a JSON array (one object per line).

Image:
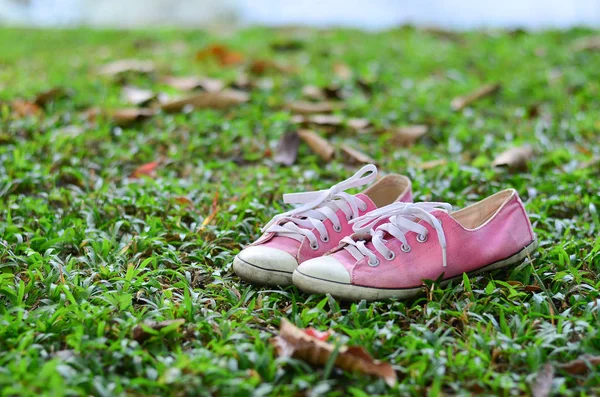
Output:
[
  {"xmin": 347, "ymin": 118, "xmax": 371, "ymax": 132},
  {"xmin": 160, "ymin": 89, "xmax": 249, "ymax": 113},
  {"xmin": 98, "ymin": 59, "xmax": 155, "ymax": 76},
  {"xmin": 572, "ymin": 36, "xmax": 600, "ymax": 52},
  {"xmin": 196, "ymin": 44, "xmax": 244, "ymax": 66},
  {"xmin": 132, "ymin": 319, "xmax": 185, "ymax": 342},
  {"xmin": 131, "ymin": 161, "xmax": 160, "ymax": 179},
  {"xmin": 173, "ymin": 196, "xmax": 193, "ymax": 207},
  {"xmin": 418, "ymin": 159, "xmax": 448, "ymax": 170},
  {"xmin": 306, "ymin": 114, "xmax": 345, "ymax": 126},
  {"xmin": 531, "ymin": 363, "xmax": 554, "ymax": 397},
  {"xmin": 451, "ymin": 83, "xmax": 501, "ymax": 111},
  {"xmin": 285, "ymin": 101, "xmax": 339, "ymax": 115},
  {"xmin": 492, "ymin": 145, "xmax": 534, "ymax": 172},
  {"xmin": 249, "ymin": 59, "xmax": 293, "ymax": 75},
  {"xmin": 111, "ymin": 108, "xmax": 156, "ymax": 126},
  {"xmin": 122, "ymin": 86, "xmax": 155, "ymax": 106},
  {"xmin": 391, "ymin": 125, "xmax": 429, "ymax": 147},
  {"xmin": 34, "ymin": 87, "xmax": 68, "ymax": 106},
  {"xmin": 11, "ymin": 100, "xmax": 41, "ymax": 117},
  {"xmin": 163, "ymin": 76, "xmax": 224, "ymax": 92},
  {"xmin": 558, "ymin": 355, "xmax": 600, "ymax": 375},
  {"xmin": 341, "ymin": 144, "xmax": 377, "ymax": 165},
  {"xmin": 271, "ymin": 319, "xmax": 396, "ymax": 387},
  {"xmin": 297, "ymin": 129, "xmax": 335, "ymax": 161},
  {"xmin": 274, "ymin": 131, "xmax": 301, "ymax": 166},
  {"xmin": 333, "ymin": 62, "xmax": 353, "ymax": 80}
]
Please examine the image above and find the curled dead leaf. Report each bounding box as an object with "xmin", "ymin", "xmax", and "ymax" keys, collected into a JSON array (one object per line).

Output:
[
  {"xmin": 297, "ymin": 129, "xmax": 335, "ymax": 162},
  {"xmin": 196, "ymin": 44, "xmax": 244, "ymax": 66},
  {"xmin": 492, "ymin": 145, "xmax": 534, "ymax": 172},
  {"xmin": 122, "ymin": 86, "xmax": 156, "ymax": 106},
  {"xmin": 418, "ymin": 159, "xmax": 447, "ymax": 170},
  {"xmin": 391, "ymin": 125, "xmax": 428, "ymax": 147},
  {"xmin": 285, "ymin": 101, "xmax": 340, "ymax": 115},
  {"xmin": 131, "ymin": 161, "xmax": 160, "ymax": 179},
  {"xmin": 557, "ymin": 355, "xmax": 600, "ymax": 375},
  {"xmin": 347, "ymin": 118, "xmax": 371, "ymax": 133},
  {"xmin": 111, "ymin": 108, "xmax": 156, "ymax": 126},
  {"xmin": 160, "ymin": 89, "xmax": 249, "ymax": 113},
  {"xmin": 98, "ymin": 59, "xmax": 155, "ymax": 76},
  {"xmin": 11, "ymin": 100, "xmax": 41, "ymax": 117},
  {"xmin": 451, "ymin": 83, "xmax": 501, "ymax": 111},
  {"xmin": 132, "ymin": 319, "xmax": 185, "ymax": 342},
  {"xmin": 34, "ymin": 87, "xmax": 68, "ymax": 106},
  {"xmin": 163, "ymin": 76, "xmax": 224, "ymax": 92},
  {"xmin": 341, "ymin": 144, "xmax": 377, "ymax": 165},
  {"xmin": 249, "ymin": 59, "xmax": 293, "ymax": 75},
  {"xmin": 271, "ymin": 319, "xmax": 396, "ymax": 387},
  {"xmin": 274, "ymin": 131, "xmax": 301, "ymax": 166}
]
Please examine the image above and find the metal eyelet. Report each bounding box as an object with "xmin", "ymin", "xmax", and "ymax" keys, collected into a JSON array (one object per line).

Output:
[
  {"xmin": 417, "ymin": 234, "xmax": 428, "ymax": 243},
  {"xmin": 333, "ymin": 224, "xmax": 342, "ymax": 232},
  {"xmin": 359, "ymin": 204, "xmax": 368, "ymax": 212},
  {"xmin": 385, "ymin": 251, "xmax": 396, "ymax": 261},
  {"xmin": 368, "ymin": 258, "xmax": 380, "ymax": 267},
  {"xmin": 401, "ymin": 244, "xmax": 412, "ymax": 253},
  {"xmin": 346, "ymin": 214, "xmax": 354, "ymax": 221},
  {"xmin": 320, "ymin": 234, "xmax": 329, "ymax": 243},
  {"xmin": 310, "ymin": 243, "xmax": 319, "ymax": 250}
]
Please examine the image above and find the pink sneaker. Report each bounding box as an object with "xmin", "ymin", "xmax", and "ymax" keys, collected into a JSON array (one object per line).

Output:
[
  {"xmin": 293, "ymin": 189, "xmax": 538, "ymax": 301},
  {"xmin": 233, "ymin": 165, "xmax": 412, "ymax": 286}
]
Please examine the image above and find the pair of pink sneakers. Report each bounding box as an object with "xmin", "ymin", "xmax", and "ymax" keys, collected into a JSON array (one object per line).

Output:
[{"xmin": 233, "ymin": 165, "xmax": 538, "ymax": 301}]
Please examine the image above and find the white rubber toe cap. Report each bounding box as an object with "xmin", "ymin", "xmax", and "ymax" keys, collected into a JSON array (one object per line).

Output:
[
  {"xmin": 295, "ymin": 256, "xmax": 351, "ymax": 283},
  {"xmin": 236, "ymin": 246, "xmax": 298, "ymax": 273}
]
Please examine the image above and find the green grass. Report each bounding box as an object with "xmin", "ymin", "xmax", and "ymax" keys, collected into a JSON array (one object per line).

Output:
[{"xmin": 1, "ymin": 26, "xmax": 600, "ymax": 396}]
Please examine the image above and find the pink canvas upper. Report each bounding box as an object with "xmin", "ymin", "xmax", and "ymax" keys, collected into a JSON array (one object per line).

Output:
[
  {"xmin": 326, "ymin": 189, "xmax": 535, "ymax": 289},
  {"xmin": 251, "ymin": 183, "xmax": 412, "ymax": 264}
]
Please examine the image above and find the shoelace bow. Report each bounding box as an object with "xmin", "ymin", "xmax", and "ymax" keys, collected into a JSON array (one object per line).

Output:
[
  {"xmin": 342, "ymin": 202, "xmax": 453, "ymax": 267},
  {"xmin": 262, "ymin": 164, "xmax": 378, "ymax": 249}
]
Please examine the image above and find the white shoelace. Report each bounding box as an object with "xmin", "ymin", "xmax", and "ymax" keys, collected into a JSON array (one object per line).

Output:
[
  {"xmin": 262, "ymin": 164, "xmax": 377, "ymax": 249},
  {"xmin": 342, "ymin": 202, "xmax": 453, "ymax": 267}
]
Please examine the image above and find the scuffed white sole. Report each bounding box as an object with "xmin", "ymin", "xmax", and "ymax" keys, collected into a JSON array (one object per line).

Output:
[
  {"xmin": 292, "ymin": 238, "xmax": 539, "ymax": 301},
  {"xmin": 233, "ymin": 255, "xmax": 294, "ymax": 286}
]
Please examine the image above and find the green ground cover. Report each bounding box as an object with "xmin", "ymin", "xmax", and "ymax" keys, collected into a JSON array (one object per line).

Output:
[{"xmin": 0, "ymin": 27, "xmax": 599, "ymax": 396}]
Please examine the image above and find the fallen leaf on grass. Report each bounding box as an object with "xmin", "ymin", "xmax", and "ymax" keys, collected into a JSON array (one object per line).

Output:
[
  {"xmin": 292, "ymin": 114, "xmax": 345, "ymax": 127},
  {"xmin": 333, "ymin": 62, "xmax": 353, "ymax": 80},
  {"xmin": 391, "ymin": 125, "xmax": 428, "ymax": 147},
  {"xmin": 111, "ymin": 108, "xmax": 156, "ymax": 126},
  {"xmin": 98, "ymin": 59, "xmax": 155, "ymax": 76},
  {"xmin": 492, "ymin": 145, "xmax": 534, "ymax": 172},
  {"xmin": 34, "ymin": 87, "xmax": 68, "ymax": 106},
  {"xmin": 249, "ymin": 59, "xmax": 294, "ymax": 75},
  {"xmin": 271, "ymin": 319, "xmax": 396, "ymax": 387},
  {"xmin": 163, "ymin": 76, "xmax": 224, "ymax": 92},
  {"xmin": 572, "ymin": 36, "xmax": 600, "ymax": 52},
  {"xmin": 132, "ymin": 319, "xmax": 185, "ymax": 342},
  {"xmin": 131, "ymin": 161, "xmax": 160, "ymax": 178},
  {"xmin": 297, "ymin": 129, "xmax": 335, "ymax": 161},
  {"xmin": 341, "ymin": 144, "xmax": 377, "ymax": 165},
  {"xmin": 418, "ymin": 159, "xmax": 447, "ymax": 170},
  {"xmin": 531, "ymin": 363, "xmax": 554, "ymax": 397},
  {"xmin": 122, "ymin": 86, "xmax": 156, "ymax": 106},
  {"xmin": 200, "ymin": 191, "xmax": 220, "ymax": 229},
  {"xmin": 11, "ymin": 100, "xmax": 41, "ymax": 117},
  {"xmin": 557, "ymin": 355, "xmax": 600, "ymax": 375},
  {"xmin": 173, "ymin": 196, "xmax": 193, "ymax": 207},
  {"xmin": 451, "ymin": 83, "xmax": 501, "ymax": 111},
  {"xmin": 274, "ymin": 131, "xmax": 300, "ymax": 166},
  {"xmin": 196, "ymin": 44, "xmax": 244, "ymax": 66},
  {"xmin": 302, "ymin": 85, "xmax": 344, "ymax": 101},
  {"xmin": 285, "ymin": 101, "xmax": 339, "ymax": 115},
  {"xmin": 160, "ymin": 89, "xmax": 249, "ymax": 113},
  {"xmin": 347, "ymin": 118, "xmax": 371, "ymax": 132}
]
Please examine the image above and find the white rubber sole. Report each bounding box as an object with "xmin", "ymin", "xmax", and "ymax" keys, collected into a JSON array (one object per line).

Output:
[
  {"xmin": 233, "ymin": 255, "xmax": 294, "ymax": 286},
  {"xmin": 292, "ymin": 238, "xmax": 539, "ymax": 301}
]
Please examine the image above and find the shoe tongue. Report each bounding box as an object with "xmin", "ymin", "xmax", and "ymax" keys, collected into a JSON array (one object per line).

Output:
[{"xmin": 354, "ymin": 193, "xmax": 378, "ymax": 211}]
